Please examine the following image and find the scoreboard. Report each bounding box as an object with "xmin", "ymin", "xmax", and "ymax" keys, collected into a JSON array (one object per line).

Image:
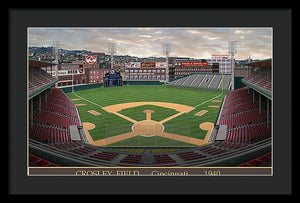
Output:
[{"xmin": 103, "ymin": 70, "xmax": 123, "ymax": 87}]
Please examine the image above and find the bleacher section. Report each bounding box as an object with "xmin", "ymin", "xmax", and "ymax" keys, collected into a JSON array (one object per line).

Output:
[
  {"xmin": 169, "ymin": 73, "xmax": 232, "ymax": 90},
  {"xmin": 190, "ymin": 74, "xmax": 205, "ymax": 87},
  {"xmin": 199, "ymin": 74, "xmax": 213, "ymax": 88},
  {"xmin": 29, "ymin": 88, "xmax": 81, "ymax": 144},
  {"xmin": 209, "ymin": 74, "xmax": 222, "ymax": 88}
]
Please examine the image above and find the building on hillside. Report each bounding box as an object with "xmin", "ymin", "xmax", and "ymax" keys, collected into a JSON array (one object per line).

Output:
[
  {"xmin": 83, "ymin": 63, "xmax": 99, "ymax": 70},
  {"xmin": 44, "ymin": 63, "xmax": 87, "ymax": 87},
  {"xmin": 87, "ymin": 68, "xmax": 111, "ymax": 84}
]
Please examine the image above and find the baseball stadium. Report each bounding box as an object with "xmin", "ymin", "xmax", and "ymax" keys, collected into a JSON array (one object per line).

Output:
[{"xmin": 28, "ymin": 56, "xmax": 272, "ymax": 169}]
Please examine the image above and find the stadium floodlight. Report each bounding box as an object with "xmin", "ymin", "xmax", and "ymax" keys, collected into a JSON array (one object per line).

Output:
[
  {"xmin": 229, "ymin": 40, "xmax": 237, "ymax": 90},
  {"xmin": 53, "ymin": 41, "xmax": 61, "ymax": 88},
  {"xmin": 108, "ymin": 42, "xmax": 116, "ymax": 70},
  {"xmin": 162, "ymin": 42, "xmax": 171, "ymax": 83}
]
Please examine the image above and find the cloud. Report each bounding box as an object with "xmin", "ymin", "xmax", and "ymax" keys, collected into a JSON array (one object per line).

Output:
[
  {"xmin": 28, "ymin": 27, "xmax": 272, "ymax": 60},
  {"xmin": 234, "ymin": 30, "xmax": 253, "ymax": 35}
]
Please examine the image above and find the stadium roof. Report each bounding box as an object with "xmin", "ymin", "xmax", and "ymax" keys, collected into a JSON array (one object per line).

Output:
[
  {"xmin": 244, "ymin": 58, "xmax": 272, "ymax": 67},
  {"xmin": 29, "ymin": 58, "xmax": 57, "ymax": 67}
]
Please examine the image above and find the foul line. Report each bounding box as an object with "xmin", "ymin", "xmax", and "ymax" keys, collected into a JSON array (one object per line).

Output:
[
  {"xmin": 72, "ymin": 91, "xmax": 224, "ymax": 114},
  {"xmin": 193, "ymin": 93, "xmax": 224, "ymax": 108},
  {"xmin": 72, "ymin": 92, "xmax": 103, "ymax": 108}
]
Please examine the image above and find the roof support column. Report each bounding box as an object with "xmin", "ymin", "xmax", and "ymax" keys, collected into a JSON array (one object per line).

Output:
[
  {"xmin": 45, "ymin": 90, "xmax": 47, "ymax": 102},
  {"xmin": 267, "ymin": 98, "xmax": 270, "ymax": 128},
  {"xmin": 39, "ymin": 94, "xmax": 41, "ymax": 113},
  {"xmin": 259, "ymin": 93, "xmax": 261, "ymax": 114},
  {"xmin": 30, "ymin": 99, "xmax": 33, "ymax": 128}
]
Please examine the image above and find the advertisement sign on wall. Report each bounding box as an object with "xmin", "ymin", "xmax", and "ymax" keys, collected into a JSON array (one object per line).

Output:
[
  {"xmin": 141, "ymin": 62, "xmax": 156, "ymax": 68},
  {"xmin": 125, "ymin": 62, "xmax": 141, "ymax": 68},
  {"xmin": 47, "ymin": 68, "xmax": 85, "ymax": 76},
  {"xmin": 85, "ymin": 55, "xmax": 97, "ymax": 64},
  {"xmin": 180, "ymin": 62, "xmax": 208, "ymax": 67},
  {"xmin": 155, "ymin": 62, "xmax": 167, "ymax": 68}
]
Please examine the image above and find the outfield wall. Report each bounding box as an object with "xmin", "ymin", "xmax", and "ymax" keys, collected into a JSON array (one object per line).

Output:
[
  {"xmin": 59, "ymin": 81, "xmax": 165, "ymax": 93},
  {"xmin": 124, "ymin": 81, "xmax": 165, "ymax": 86},
  {"xmin": 59, "ymin": 83, "xmax": 103, "ymax": 93},
  {"xmin": 59, "ymin": 76, "xmax": 238, "ymax": 94}
]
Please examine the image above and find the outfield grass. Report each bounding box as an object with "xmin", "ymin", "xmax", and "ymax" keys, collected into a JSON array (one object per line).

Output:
[{"xmin": 66, "ymin": 85, "xmax": 225, "ymax": 147}]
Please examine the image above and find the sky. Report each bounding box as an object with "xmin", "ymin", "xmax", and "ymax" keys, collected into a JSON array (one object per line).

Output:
[{"xmin": 28, "ymin": 27, "xmax": 272, "ymax": 60}]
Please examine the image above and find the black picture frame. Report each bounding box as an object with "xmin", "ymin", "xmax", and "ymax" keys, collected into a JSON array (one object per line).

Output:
[{"xmin": 8, "ymin": 8, "xmax": 292, "ymax": 195}]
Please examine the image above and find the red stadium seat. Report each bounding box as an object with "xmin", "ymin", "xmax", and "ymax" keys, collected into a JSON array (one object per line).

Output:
[
  {"xmin": 29, "ymin": 88, "xmax": 80, "ymax": 144},
  {"xmin": 247, "ymin": 159, "xmax": 261, "ymax": 167}
]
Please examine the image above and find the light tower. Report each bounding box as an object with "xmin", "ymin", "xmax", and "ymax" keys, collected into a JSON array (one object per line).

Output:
[
  {"xmin": 53, "ymin": 41, "xmax": 60, "ymax": 88},
  {"xmin": 229, "ymin": 40, "xmax": 237, "ymax": 90},
  {"xmin": 162, "ymin": 42, "xmax": 171, "ymax": 83},
  {"xmin": 108, "ymin": 43, "xmax": 116, "ymax": 70}
]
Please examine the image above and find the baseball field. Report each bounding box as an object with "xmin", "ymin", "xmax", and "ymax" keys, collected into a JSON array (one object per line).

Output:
[{"xmin": 66, "ymin": 85, "xmax": 226, "ymax": 147}]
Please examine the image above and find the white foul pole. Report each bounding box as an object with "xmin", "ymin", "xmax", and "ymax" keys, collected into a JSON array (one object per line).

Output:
[{"xmin": 229, "ymin": 41, "xmax": 237, "ymax": 90}]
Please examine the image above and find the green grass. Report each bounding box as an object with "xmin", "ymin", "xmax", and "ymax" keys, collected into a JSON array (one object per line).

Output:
[
  {"xmin": 66, "ymin": 85, "xmax": 225, "ymax": 147},
  {"xmin": 119, "ymin": 105, "xmax": 179, "ymax": 122}
]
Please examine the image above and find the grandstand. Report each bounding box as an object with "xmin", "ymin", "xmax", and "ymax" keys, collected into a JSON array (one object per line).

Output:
[
  {"xmin": 241, "ymin": 59, "xmax": 272, "ymax": 99},
  {"xmin": 218, "ymin": 87, "xmax": 271, "ymax": 144},
  {"xmin": 29, "ymin": 59, "xmax": 58, "ymax": 97},
  {"xmin": 28, "ymin": 58, "xmax": 272, "ymax": 169}
]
